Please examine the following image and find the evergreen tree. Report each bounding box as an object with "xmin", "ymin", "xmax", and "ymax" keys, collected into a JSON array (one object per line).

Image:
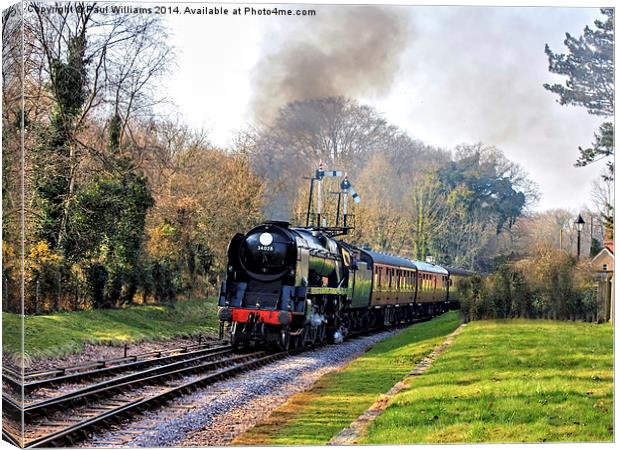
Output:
[
  {"xmin": 544, "ymin": 9, "xmax": 614, "ymax": 179},
  {"xmin": 590, "ymin": 237, "xmax": 603, "ymax": 257}
]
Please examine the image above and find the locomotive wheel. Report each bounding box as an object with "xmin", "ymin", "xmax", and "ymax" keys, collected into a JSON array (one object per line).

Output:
[
  {"xmin": 278, "ymin": 329, "xmax": 290, "ymax": 351},
  {"xmin": 231, "ymin": 331, "xmax": 245, "ymax": 350},
  {"xmin": 230, "ymin": 323, "xmax": 246, "ymax": 350},
  {"xmin": 231, "ymin": 332, "xmax": 240, "ymax": 350},
  {"xmin": 292, "ymin": 333, "xmax": 303, "ymax": 349},
  {"xmin": 230, "ymin": 322, "xmax": 238, "ymax": 347},
  {"xmin": 302, "ymin": 326, "xmax": 310, "ymax": 347}
]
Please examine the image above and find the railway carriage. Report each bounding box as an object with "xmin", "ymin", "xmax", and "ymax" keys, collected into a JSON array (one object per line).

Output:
[{"xmin": 411, "ymin": 260, "xmax": 450, "ymax": 312}]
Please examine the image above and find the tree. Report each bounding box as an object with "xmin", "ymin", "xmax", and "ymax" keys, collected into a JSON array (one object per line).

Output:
[
  {"xmin": 439, "ymin": 144, "xmax": 534, "ymax": 233},
  {"xmin": 21, "ymin": 4, "xmax": 174, "ymax": 310},
  {"xmin": 249, "ymin": 97, "xmax": 398, "ymax": 218},
  {"xmin": 2, "ymin": 5, "xmax": 24, "ymax": 313},
  {"xmin": 143, "ymin": 122, "xmax": 264, "ymax": 300},
  {"xmin": 590, "ymin": 174, "xmax": 614, "ymax": 239},
  {"xmin": 69, "ymin": 162, "xmax": 153, "ymax": 307},
  {"xmin": 408, "ymin": 170, "xmax": 458, "ymax": 261},
  {"xmin": 27, "ymin": 4, "xmax": 172, "ymax": 252},
  {"xmin": 31, "ymin": 28, "xmax": 89, "ymax": 250},
  {"xmin": 544, "ymin": 8, "xmax": 614, "ymax": 179},
  {"xmin": 352, "ymin": 152, "xmax": 413, "ymax": 254},
  {"xmin": 432, "ymin": 144, "xmax": 537, "ymax": 269}
]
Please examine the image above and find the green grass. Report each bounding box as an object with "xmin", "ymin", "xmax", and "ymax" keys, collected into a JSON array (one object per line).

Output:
[
  {"xmin": 2, "ymin": 298, "xmax": 219, "ymax": 360},
  {"xmin": 362, "ymin": 319, "xmax": 613, "ymax": 444},
  {"xmin": 2, "ymin": 312, "xmax": 23, "ymax": 359},
  {"xmin": 234, "ymin": 311, "xmax": 462, "ymax": 446}
]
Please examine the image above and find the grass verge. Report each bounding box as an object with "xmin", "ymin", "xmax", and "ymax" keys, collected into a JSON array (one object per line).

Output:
[
  {"xmin": 234, "ymin": 311, "xmax": 462, "ymax": 446},
  {"xmin": 2, "ymin": 298, "xmax": 219, "ymax": 360},
  {"xmin": 362, "ymin": 319, "xmax": 613, "ymax": 444}
]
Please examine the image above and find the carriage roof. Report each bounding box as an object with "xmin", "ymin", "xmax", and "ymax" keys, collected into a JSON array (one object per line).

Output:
[
  {"xmin": 362, "ymin": 249, "xmax": 419, "ymax": 270},
  {"xmin": 410, "ymin": 260, "xmax": 449, "ymax": 275},
  {"xmin": 361, "ymin": 249, "xmax": 449, "ymax": 275}
]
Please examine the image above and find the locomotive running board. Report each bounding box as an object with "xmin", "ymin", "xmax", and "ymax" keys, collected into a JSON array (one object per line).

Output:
[{"xmin": 307, "ymin": 287, "xmax": 350, "ymax": 296}]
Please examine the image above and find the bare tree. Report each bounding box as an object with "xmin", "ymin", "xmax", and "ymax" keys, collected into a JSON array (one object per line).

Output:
[
  {"xmin": 26, "ymin": 1, "xmax": 173, "ymax": 249},
  {"xmin": 250, "ymin": 96, "xmax": 401, "ymax": 218},
  {"xmin": 590, "ymin": 174, "xmax": 614, "ymax": 218},
  {"xmin": 143, "ymin": 122, "xmax": 264, "ymax": 296},
  {"xmin": 590, "ymin": 172, "xmax": 614, "ymax": 239}
]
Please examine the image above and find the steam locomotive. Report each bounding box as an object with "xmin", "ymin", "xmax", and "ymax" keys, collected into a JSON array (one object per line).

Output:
[{"xmin": 217, "ymin": 219, "xmax": 472, "ymax": 350}]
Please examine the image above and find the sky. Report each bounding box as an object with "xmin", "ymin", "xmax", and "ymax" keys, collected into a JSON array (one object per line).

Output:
[
  {"xmin": 159, "ymin": 3, "xmax": 611, "ymax": 213},
  {"xmin": 0, "ymin": 0, "xmax": 612, "ymax": 214}
]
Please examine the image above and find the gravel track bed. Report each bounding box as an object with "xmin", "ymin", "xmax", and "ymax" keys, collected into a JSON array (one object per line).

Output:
[{"xmin": 82, "ymin": 329, "xmax": 402, "ymax": 447}]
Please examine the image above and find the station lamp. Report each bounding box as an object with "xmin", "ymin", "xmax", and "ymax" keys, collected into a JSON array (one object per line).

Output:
[{"xmin": 574, "ymin": 214, "xmax": 586, "ymax": 258}]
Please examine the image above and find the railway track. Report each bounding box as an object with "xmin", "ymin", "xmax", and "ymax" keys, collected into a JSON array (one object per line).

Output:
[
  {"xmin": 3, "ymin": 348, "xmax": 296, "ymax": 448},
  {"xmin": 3, "ymin": 341, "xmax": 228, "ymax": 395},
  {"xmin": 2, "ymin": 320, "xmax": 431, "ymax": 448}
]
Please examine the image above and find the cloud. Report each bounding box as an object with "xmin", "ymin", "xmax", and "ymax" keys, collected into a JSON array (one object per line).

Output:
[{"xmin": 249, "ymin": 5, "xmax": 411, "ymax": 123}]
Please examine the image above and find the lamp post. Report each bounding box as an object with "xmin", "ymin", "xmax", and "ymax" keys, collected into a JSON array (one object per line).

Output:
[{"xmin": 574, "ymin": 214, "xmax": 585, "ymax": 258}]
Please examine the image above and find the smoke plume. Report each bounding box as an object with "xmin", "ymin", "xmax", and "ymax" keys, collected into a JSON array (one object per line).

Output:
[{"xmin": 250, "ymin": 6, "xmax": 411, "ymax": 122}]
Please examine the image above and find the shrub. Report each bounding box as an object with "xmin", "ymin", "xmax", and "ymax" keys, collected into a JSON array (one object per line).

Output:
[{"xmin": 461, "ymin": 247, "xmax": 599, "ymax": 322}]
